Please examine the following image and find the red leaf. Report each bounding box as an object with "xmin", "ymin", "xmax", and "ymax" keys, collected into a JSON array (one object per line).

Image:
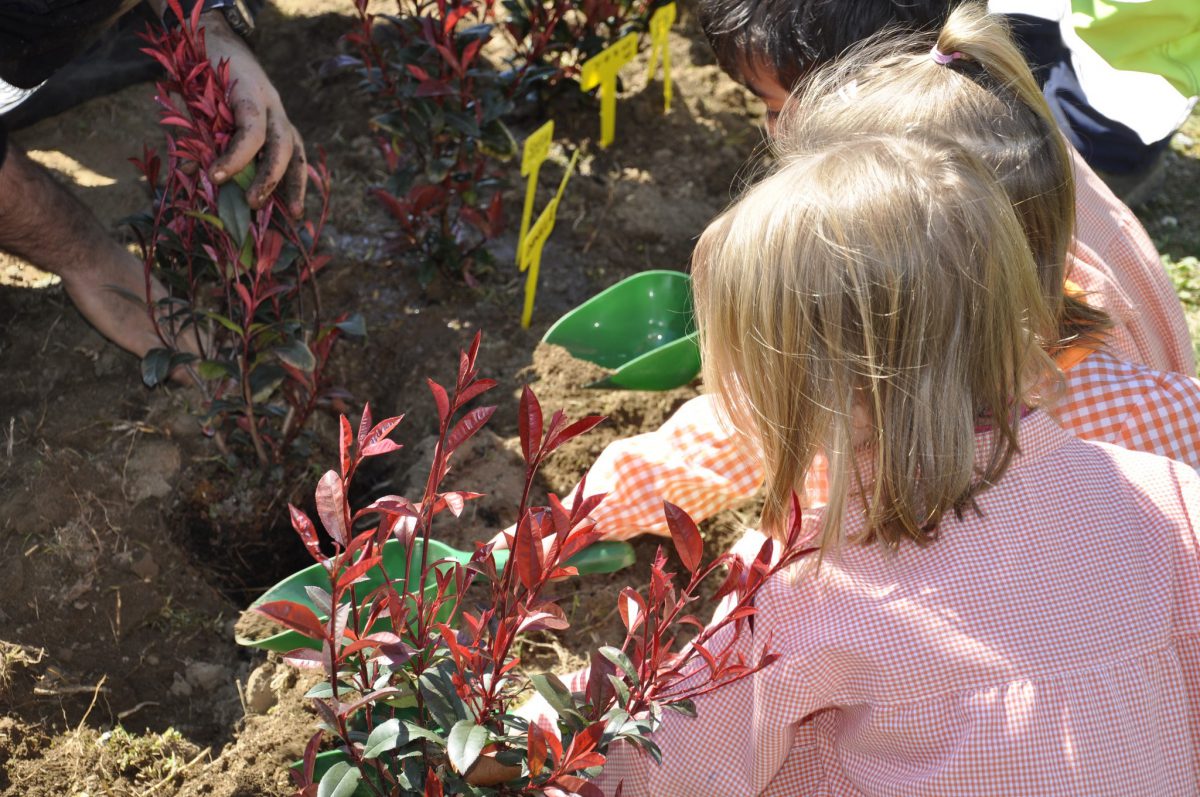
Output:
[
  {"xmin": 338, "ymin": 415, "xmax": 353, "ymax": 479},
  {"xmin": 663, "ymin": 501, "xmax": 703, "ymax": 574},
  {"xmin": 362, "ymin": 415, "xmax": 404, "ymax": 454},
  {"xmin": 283, "ymin": 647, "xmax": 327, "ymax": 670},
  {"xmin": 334, "ymin": 554, "xmax": 381, "ymax": 590},
  {"xmin": 456, "ymin": 377, "xmax": 496, "ymax": 408},
  {"xmin": 528, "ymin": 722, "xmax": 549, "ymax": 776},
  {"xmin": 361, "ymin": 438, "xmax": 402, "ymax": 457},
  {"xmin": 513, "ymin": 515, "xmax": 541, "ymax": 592},
  {"xmin": 447, "ymin": 405, "xmax": 496, "ymax": 451},
  {"xmin": 254, "ymin": 600, "xmax": 325, "ymax": 640},
  {"xmin": 407, "ymin": 63, "xmax": 431, "ymax": 81},
  {"xmin": 315, "ymin": 470, "xmax": 349, "ymax": 547},
  {"xmin": 518, "ymin": 385, "xmax": 543, "ymax": 464},
  {"xmin": 289, "ymin": 504, "xmax": 324, "ymax": 562},
  {"xmin": 518, "ymin": 602, "xmax": 568, "ymax": 633},
  {"xmin": 356, "ymin": 403, "xmax": 374, "ymax": 449},
  {"xmin": 486, "ymin": 192, "xmax": 504, "ymax": 238},
  {"xmin": 692, "ymin": 641, "xmax": 719, "ymax": 674},
  {"xmin": 424, "ymin": 768, "xmax": 443, "ymax": 797},
  {"xmin": 617, "ymin": 586, "xmax": 646, "ymax": 634},
  {"xmin": 546, "ymin": 415, "xmax": 606, "ymax": 453},
  {"xmin": 444, "ymin": 3, "xmax": 471, "ymax": 34},
  {"xmin": 561, "ymin": 722, "xmax": 604, "ymax": 770},
  {"xmin": 428, "ymin": 378, "xmax": 450, "ymax": 427}
]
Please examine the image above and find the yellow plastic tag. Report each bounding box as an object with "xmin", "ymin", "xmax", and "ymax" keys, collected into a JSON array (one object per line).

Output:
[
  {"xmin": 520, "ymin": 149, "xmax": 582, "ymax": 328},
  {"xmin": 647, "ymin": 3, "xmax": 677, "ymax": 113},
  {"xmin": 580, "ymin": 33, "xmax": 639, "ymax": 148},
  {"xmin": 517, "ymin": 120, "xmax": 555, "ymax": 265}
]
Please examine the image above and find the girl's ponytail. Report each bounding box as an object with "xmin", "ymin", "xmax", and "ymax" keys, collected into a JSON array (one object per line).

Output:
[{"xmin": 778, "ymin": 1, "xmax": 1111, "ymax": 353}]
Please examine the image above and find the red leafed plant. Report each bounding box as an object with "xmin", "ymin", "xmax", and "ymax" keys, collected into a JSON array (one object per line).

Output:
[
  {"xmin": 500, "ymin": 0, "xmax": 660, "ymax": 87},
  {"xmin": 344, "ymin": 0, "xmax": 515, "ymax": 286},
  {"xmin": 128, "ymin": 0, "xmax": 360, "ymax": 466},
  {"xmin": 243, "ymin": 332, "xmax": 816, "ymax": 795}
]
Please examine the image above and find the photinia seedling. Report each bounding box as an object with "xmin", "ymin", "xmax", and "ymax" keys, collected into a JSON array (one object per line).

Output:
[
  {"xmin": 129, "ymin": 0, "xmax": 361, "ymax": 466},
  {"xmin": 252, "ymin": 332, "xmax": 817, "ymax": 795}
]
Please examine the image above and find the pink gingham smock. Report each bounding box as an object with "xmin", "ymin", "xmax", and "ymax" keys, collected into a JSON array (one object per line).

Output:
[
  {"xmin": 1067, "ymin": 148, "xmax": 1195, "ymax": 377},
  {"xmin": 594, "ymin": 411, "xmax": 1200, "ymax": 796}
]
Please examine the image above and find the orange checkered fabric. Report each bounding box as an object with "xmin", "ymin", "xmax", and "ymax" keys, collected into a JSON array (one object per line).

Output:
[
  {"xmin": 579, "ymin": 343, "xmax": 1200, "ymax": 541},
  {"xmin": 1067, "ymin": 148, "xmax": 1195, "ymax": 377},
  {"xmin": 591, "ymin": 412, "xmax": 1200, "ymax": 795},
  {"xmin": 1054, "ymin": 350, "xmax": 1200, "ymax": 467}
]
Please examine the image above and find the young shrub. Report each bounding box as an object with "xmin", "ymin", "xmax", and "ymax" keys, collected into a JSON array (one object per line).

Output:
[
  {"xmin": 129, "ymin": 1, "xmax": 361, "ymax": 467},
  {"xmin": 501, "ymin": 0, "xmax": 659, "ymax": 87},
  {"xmin": 252, "ymin": 333, "xmax": 816, "ymax": 795},
  {"xmin": 345, "ymin": 0, "xmax": 515, "ymax": 286}
]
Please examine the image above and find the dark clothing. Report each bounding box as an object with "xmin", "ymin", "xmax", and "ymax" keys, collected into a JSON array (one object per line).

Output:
[
  {"xmin": 0, "ymin": 0, "xmax": 141, "ymax": 88},
  {"xmin": 0, "ymin": 0, "xmax": 169, "ymax": 168},
  {"xmin": 1005, "ymin": 13, "xmax": 1171, "ymax": 177}
]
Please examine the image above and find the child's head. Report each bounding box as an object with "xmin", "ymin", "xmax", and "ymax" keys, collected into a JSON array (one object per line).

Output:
[
  {"xmin": 692, "ymin": 132, "xmax": 1055, "ymax": 548},
  {"xmin": 774, "ymin": 3, "xmax": 1109, "ymax": 349},
  {"xmin": 699, "ymin": 0, "xmax": 956, "ymax": 124}
]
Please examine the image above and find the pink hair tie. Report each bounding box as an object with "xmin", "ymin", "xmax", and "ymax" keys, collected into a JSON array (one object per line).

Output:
[{"xmin": 931, "ymin": 46, "xmax": 964, "ymax": 65}]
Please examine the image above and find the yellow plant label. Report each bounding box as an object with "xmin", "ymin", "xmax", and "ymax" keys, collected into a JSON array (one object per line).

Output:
[
  {"xmin": 648, "ymin": 3, "xmax": 677, "ymax": 112},
  {"xmin": 520, "ymin": 149, "xmax": 581, "ymax": 328},
  {"xmin": 580, "ymin": 33, "xmax": 639, "ymax": 148},
  {"xmin": 517, "ymin": 120, "xmax": 555, "ymax": 265}
]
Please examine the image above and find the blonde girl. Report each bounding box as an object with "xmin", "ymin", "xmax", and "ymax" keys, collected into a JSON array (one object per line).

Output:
[
  {"xmin": 592, "ymin": 131, "xmax": 1200, "ymax": 797},
  {"xmin": 549, "ymin": 3, "xmax": 1200, "ymax": 549}
]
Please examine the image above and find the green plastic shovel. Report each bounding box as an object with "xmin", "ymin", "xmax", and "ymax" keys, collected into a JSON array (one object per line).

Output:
[
  {"xmin": 236, "ymin": 538, "xmax": 636, "ymax": 653},
  {"xmin": 543, "ymin": 270, "xmax": 700, "ymax": 390}
]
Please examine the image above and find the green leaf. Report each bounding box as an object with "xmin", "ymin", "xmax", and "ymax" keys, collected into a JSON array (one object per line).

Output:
[
  {"xmin": 218, "ymin": 182, "xmax": 252, "ymax": 247},
  {"xmin": 316, "ymin": 761, "xmax": 362, "ymax": 797},
  {"xmin": 276, "ymin": 340, "xmax": 316, "ymax": 372},
  {"xmin": 199, "ymin": 311, "xmax": 244, "ymax": 336},
  {"xmin": 182, "ymin": 209, "xmax": 225, "ymax": 229},
  {"xmin": 401, "ymin": 721, "xmax": 445, "ymax": 746},
  {"xmin": 598, "ymin": 646, "xmax": 638, "ymax": 685},
  {"xmin": 446, "ymin": 720, "xmax": 488, "ymax": 775},
  {"xmin": 196, "ymin": 359, "xmax": 236, "ymax": 381},
  {"xmin": 232, "ymin": 162, "xmax": 257, "ymax": 192},
  {"xmin": 141, "ymin": 347, "xmax": 172, "ymax": 388},
  {"xmin": 335, "ymin": 313, "xmax": 367, "ymax": 337},
  {"xmin": 664, "ymin": 698, "xmax": 697, "ymax": 717},
  {"xmin": 529, "ymin": 672, "xmax": 575, "ymax": 717},
  {"xmin": 363, "ymin": 718, "xmax": 402, "ymax": 759}
]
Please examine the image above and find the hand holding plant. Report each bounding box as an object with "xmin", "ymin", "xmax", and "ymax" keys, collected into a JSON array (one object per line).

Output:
[{"xmin": 130, "ymin": 0, "xmax": 360, "ymax": 466}]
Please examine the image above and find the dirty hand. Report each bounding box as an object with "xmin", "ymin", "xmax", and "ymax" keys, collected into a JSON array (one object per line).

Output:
[{"xmin": 202, "ymin": 11, "xmax": 307, "ymax": 217}]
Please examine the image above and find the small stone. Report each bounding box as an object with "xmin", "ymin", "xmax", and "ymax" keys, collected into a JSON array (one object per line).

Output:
[
  {"xmin": 130, "ymin": 553, "xmax": 159, "ymax": 581},
  {"xmin": 1162, "ymin": 215, "xmax": 1179, "ymax": 228},
  {"xmin": 186, "ymin": 661, "xmax": 228, "ymax": 692},
  {"xmin": 169, "ymin": 672, "xmax": 193, "ymax": 697},
  {"xmin": 244, "ymin": 664, "xmax": 277, "ymax": 715},
  {"xmin": 127, "ymin": 440, "xmax": 181, "ymax": 502}
]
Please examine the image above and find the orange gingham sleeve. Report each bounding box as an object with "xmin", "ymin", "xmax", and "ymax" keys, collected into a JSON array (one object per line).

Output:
[
  {"xmin": 1070, "ymin": 147, "xmax": 1196, "ymax": 376},
  {"xmin": 571, "ymin": 395, "xmax": 764, "ymax": 541},
  {"xmin": 1054, "ymin": 350, "xmax": 1200, "ymax": 469}
]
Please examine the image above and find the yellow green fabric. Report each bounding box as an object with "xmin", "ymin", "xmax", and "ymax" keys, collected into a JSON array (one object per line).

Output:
[{"xmin": 1072, "ymin": 0, "xmax": 1199, "ymax": 97}]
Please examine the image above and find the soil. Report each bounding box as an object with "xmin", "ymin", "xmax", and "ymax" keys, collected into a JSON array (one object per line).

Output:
[{"xmin": 1, "ymin": 1, "xmax": 1197, "ymax": 795}]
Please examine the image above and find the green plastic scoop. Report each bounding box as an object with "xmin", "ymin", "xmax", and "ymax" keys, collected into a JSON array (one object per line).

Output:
[
  {"xmin": 543, "ymin": 270, "xmax": 700, "ymax": 390},
  {"xmin": 236, "ymin": 538, "xmax": 636, "ymax": 653}
]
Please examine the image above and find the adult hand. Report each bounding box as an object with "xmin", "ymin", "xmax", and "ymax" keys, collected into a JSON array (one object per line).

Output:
[{"xmin": 202, "ymin": 11, "xmax": 307, "ymax": 217}]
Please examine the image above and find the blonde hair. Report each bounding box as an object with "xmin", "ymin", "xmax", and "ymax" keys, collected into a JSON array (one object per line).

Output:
[
  {"xmin": 693, "ymin": 133, "xmax": 1057, "ymax": 548},
  {"xmin": 775, "ymin": 2, "xmax": 1110, "ymax": 350}
]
